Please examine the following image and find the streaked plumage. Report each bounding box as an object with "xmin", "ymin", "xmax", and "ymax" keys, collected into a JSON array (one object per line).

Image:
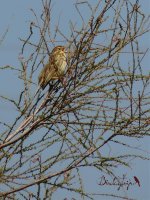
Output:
[{"xmin": 38, "ymin": 46, "xmax": 67, "ymax": 89}]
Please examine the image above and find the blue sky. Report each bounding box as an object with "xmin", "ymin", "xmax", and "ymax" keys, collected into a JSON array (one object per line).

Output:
[{"xmin": 0, "ymin": 0, "xmax": 150, "ymax": 199}]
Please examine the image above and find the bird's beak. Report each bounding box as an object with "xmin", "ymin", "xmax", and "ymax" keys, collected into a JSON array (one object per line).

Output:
[{"xmin": 64, "ymin": 48, "xmax": 68, "ymax": 53}]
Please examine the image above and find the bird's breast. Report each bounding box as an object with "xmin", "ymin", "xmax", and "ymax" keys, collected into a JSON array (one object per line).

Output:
[
  {"xmin": 56, "ymin": 54, "xmax": 67, "ymax": 74},
  {"xmin": 61, "ymin": 60, "xmax": 67, "ymax": 72}
]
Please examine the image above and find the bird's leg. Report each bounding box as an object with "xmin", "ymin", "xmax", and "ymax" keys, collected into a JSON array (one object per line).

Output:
[
  {"xmin": 60, "ymin": 77, "xmax": 67, "ymax": 87},
  {"xmin": 49, "ymin": 80, "xmax": 61, "ymax": 93},
  {"xmin": 68, "ymin": 67, "xmax": 74, "ymax": 77},
  {"xmin": 48, "ymin": 81, "xmax": 54, "ymax": 93}
]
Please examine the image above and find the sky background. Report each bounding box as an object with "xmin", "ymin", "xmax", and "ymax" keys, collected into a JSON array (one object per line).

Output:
[{"xmin": 0, "ymin": 0, "xmax": 150, "ymax": 199}]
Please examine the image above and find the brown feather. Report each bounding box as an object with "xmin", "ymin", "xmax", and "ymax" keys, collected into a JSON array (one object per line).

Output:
[{"xmin": 38, "ymin": 46, "xmax": 66, "ymax": 89}]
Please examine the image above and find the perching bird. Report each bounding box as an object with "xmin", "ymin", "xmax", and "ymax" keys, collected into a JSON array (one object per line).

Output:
[{"xmin": 38, "ymin": 46, "xmax": 67, "ymax": 89}]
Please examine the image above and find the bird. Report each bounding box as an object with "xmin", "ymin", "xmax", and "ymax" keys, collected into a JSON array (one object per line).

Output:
[{"xmin": 38, "ymin": 46, "xmax": 67, "ymax": 89}]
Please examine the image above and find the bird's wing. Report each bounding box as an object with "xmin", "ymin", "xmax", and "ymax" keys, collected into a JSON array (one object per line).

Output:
[
  {"xmin": 50, "ymin": 54, "xmax": 60, "ymax": 73},
  {"xmin": 38, "ymin": 63, "xmax": 60, "ymax": 89}
]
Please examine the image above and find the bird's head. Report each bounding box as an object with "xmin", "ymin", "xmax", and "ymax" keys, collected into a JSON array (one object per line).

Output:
[{"xmin": 52, "ymin": 46, "xmax": 67, "ymax": 54}]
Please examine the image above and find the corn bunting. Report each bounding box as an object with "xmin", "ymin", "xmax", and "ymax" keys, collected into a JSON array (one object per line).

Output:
[{"xmin": 38, "ymin": 46, "xmax": 67, "ymax": 89}]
